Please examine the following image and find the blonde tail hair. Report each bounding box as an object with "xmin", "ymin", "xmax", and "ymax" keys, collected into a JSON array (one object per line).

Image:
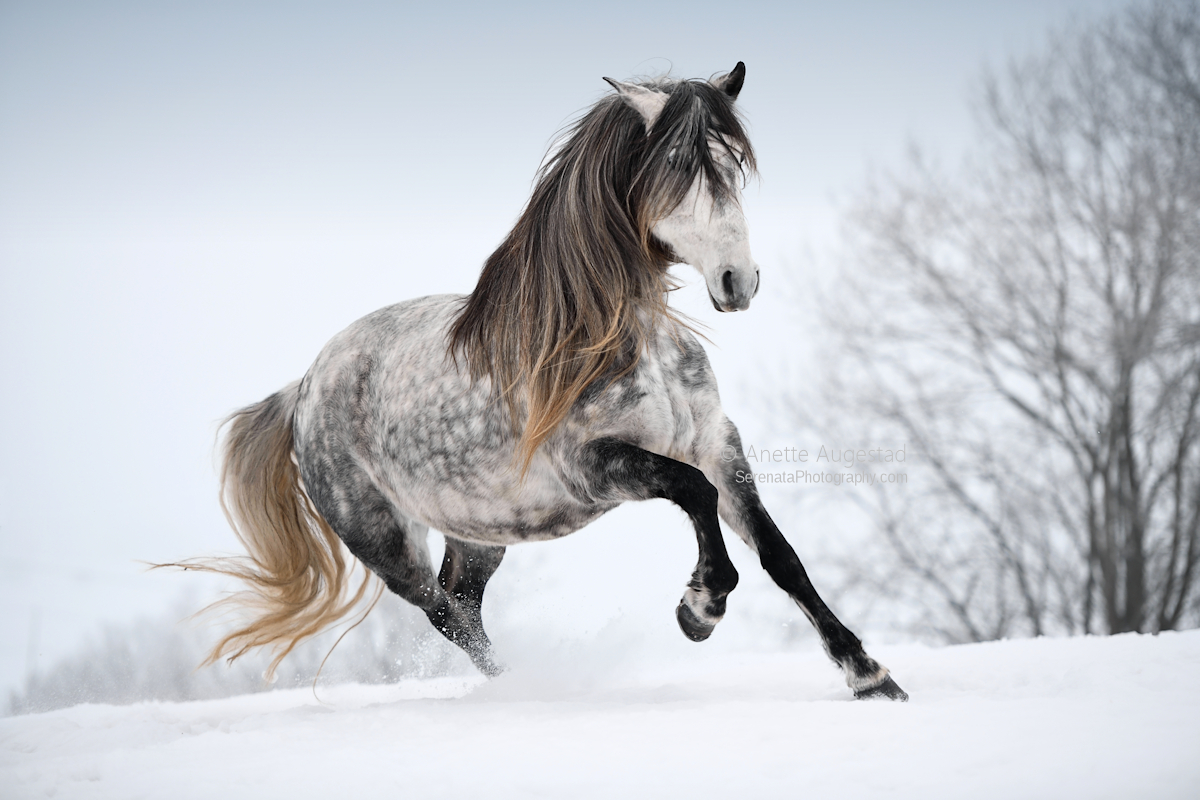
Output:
[{"xmin": 165, "ymin": 381, "xmax": 377, "ymax": 681}]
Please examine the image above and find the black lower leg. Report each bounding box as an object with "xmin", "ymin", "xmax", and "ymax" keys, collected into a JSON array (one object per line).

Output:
[
  {"xmin": 748, "ymin": 504, "xmax": 906, "ymax": 699},
  {"xmin": 430, "ymin": 539, "xmax": 506, "ymax": 676},
  {"xmin": 423, "ymin": 595, "xmax": 503, "ymax": 677},
  {"xmin": 711, "ymin": 430, "xmax": 906, "ymax": 700},
  {"xmin": 340, "ymin": 524, "xmax": 501, "ymax": 676},
  {"xmin": 357, "ymin": 557, "xmax": 499, "ymax": 676},
  {"xmin": 438, "ymin": 538, "xmax": 506, "ymax": 609},
  {"xmin": 578, "ymin": 438, "xmax": 738, "ymax": 640}
]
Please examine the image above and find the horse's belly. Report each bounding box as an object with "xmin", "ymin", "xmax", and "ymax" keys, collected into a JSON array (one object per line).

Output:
[
  {"xmin": 366, "ymin": 412, "xmax": 607, "ymax": 543},
  {"xmin": 413, "ymin": 483, "xmax": 615, "ymax": 545}
]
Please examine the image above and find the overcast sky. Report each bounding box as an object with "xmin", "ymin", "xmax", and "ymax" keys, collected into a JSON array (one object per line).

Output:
[{"xmin": 0, "ymin": 0, "xmax": 1131, "ymax": 696}]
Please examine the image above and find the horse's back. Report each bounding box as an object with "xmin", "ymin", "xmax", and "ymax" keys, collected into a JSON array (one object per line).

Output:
[{"xmin": 295, "ymin": 294, "xmax": 478, "ymax": 476}]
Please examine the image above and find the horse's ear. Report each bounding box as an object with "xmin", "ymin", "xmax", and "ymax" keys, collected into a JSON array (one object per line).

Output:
[
  {"xmin": 603, "ymin": 78, "xmax": 669, "ymax": 130},
  {"xmin": 711, "ymin": 62, "xmax": 745, "ymax": 101}
]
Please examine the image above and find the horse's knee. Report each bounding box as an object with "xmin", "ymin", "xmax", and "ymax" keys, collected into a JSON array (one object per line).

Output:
[{"xmin": 674, "ymin": 469, "xmax": 719, "ymax": 518}]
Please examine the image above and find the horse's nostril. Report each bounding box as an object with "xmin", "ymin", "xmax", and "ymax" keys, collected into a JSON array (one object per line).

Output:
[{"xmin": 721, "ymin": 269, "xmax": 734, "ymax": 298}]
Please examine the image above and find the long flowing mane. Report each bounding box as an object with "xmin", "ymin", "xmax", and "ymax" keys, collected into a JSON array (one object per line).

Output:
[{"xmin": 448, "ymin": 76, "xmax": 756, "ymax": 471}]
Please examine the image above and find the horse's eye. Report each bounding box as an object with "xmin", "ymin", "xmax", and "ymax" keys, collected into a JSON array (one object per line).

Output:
[{"xmin": 667, "ymin": 148, "xmax": 678, "ymax": 166}]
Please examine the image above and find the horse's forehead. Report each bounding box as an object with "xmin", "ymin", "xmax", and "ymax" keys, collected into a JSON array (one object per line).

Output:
[
  {"xmin": 665, "ymin": 133, "xmax": 741, "ymax": 167},
  {"xmin": 708, "ymin": 132, "xmax": 743, "ymax": 161}
]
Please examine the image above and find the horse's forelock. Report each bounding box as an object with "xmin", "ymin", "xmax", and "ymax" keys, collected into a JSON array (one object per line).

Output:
[{"xmin": 638, "ymin": 80, "xmax": 757, "ymax": 220}]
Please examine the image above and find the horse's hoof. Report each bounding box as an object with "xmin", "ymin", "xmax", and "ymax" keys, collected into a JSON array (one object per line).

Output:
[
  {"xmin": 854, "ymin": 675, "xmax": 909, "ymax": 702},
  {"xmin": 474, "ymin": 657, "xmax": 506, "ymax": 679},
  {"xmin": 676, "ymin": 602, "xmax": 715, "ymax": 642}
]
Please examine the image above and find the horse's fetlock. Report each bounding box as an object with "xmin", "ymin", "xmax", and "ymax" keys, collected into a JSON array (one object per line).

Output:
[
  {"xmin": 683, "ymin": 584, "xmax": 725, "ymax": 624},
  {"xmin": 842, "ymin": 653, "xmax": 889, "ymax": 692}
]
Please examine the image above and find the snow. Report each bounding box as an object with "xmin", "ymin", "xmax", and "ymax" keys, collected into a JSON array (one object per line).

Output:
[{"xmin": 3, "ymin": 631, "xmax": 1198, "ymax": 799}]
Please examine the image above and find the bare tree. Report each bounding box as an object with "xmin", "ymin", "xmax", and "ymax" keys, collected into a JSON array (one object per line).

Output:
[{"xmin": 809, "ymin": 0, "xmax": 1200, "ymax": 642}]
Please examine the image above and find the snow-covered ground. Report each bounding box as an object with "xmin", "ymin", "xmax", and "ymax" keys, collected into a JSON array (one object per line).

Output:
[{"xmin": 2, "ymin": 630, "xmax": 1197, "ymax": 799}]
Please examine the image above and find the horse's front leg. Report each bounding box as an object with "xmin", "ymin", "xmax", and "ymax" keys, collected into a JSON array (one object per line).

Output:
[
  {"xmin": 577, "ymin": 437, "xmax": 738, "ymax": 641},
  {"xmin": 704, "ymin": 423, "xmax": 909, "ymax": 701}
]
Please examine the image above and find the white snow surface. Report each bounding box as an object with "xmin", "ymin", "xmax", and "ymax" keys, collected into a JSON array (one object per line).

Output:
[{"xmin": 2, "ymin": 630, "xmax": 1197, "ymax": 799}]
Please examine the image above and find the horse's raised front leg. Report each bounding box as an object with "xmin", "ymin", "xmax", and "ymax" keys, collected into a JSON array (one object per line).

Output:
[
  {"xmin": 578, "ymin": 437, "xmax": 739, "ymax": 641},
  {"xmin": 706, "ymin": 424, "xmax": 908, "ymax": 701}
]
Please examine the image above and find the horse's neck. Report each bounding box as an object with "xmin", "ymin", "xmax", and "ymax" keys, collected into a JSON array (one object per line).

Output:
[{"xmin": 637, "ymin": 312, "xmax": 692, "ymax": 373}]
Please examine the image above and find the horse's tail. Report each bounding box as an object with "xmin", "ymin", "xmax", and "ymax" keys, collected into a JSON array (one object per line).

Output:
[{"xmin": 169, "ymin": 381, "xmax": 376, "ymax": 681}]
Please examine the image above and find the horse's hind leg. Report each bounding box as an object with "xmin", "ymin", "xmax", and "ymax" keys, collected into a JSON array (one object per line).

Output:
[
  {"xmin": 351, "ymin": 518, "xmax": 504, "ymax": 677},
  {"xmin": 436, "ymin": 538, "xmax": 505, "ymax": 668},
  {"xmin": 301, "ymin": 468, "xmax": 503, "ymax": 676},
  {"xmin": 577, "ymin": 437, "xmax": 738, "ymax": 642}
]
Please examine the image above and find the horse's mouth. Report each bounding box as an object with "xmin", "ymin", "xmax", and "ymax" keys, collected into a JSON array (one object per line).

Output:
[{"xmin": 709, "ymin": 292, "xmax": 748, "ymax": 313}]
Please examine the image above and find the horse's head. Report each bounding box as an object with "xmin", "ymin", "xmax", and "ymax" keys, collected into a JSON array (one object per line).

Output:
[{"xmin": 605, "ymin": 62, "xmax": 759, "ymax": 312}]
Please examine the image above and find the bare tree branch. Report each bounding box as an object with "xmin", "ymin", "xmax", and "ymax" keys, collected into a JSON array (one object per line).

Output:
[{"xmin": 802, "ymin": 1, "xmax": 1200, "ymax": 641}]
